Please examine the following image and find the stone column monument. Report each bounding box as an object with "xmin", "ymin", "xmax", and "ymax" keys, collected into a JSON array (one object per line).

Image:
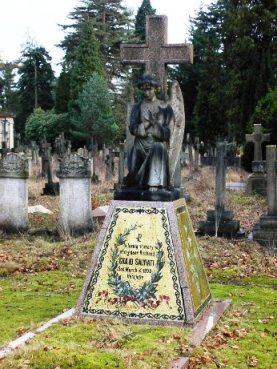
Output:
[
  {"xmin": 198, "ymin": 142, "xmax": 240, "ymax": 237},
  {"xmin": 56, "ymin": 153, "xmax": 93, "ymax": 235},
  {"xmin": 245, "ymin": 124, "xmax": 270, "ymax": 195},
  {"xmin": 0, "ymin": 153, "xmax": 29, "ymax": 232},
  {"xmin": 253, "ymin": 145, "xmax": 277, "ymax": 248}
]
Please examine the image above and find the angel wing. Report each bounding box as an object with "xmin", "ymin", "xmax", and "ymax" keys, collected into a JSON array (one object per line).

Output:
[{"xmin": 168, "ymin": 80, "xmax": 186, "ymax": 186}]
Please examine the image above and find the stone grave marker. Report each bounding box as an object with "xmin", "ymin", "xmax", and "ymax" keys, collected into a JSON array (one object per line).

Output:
[
  {"xmin": 198, "ymin": 141, "xmax": 240, "ymax": 237},
  {"xmin": 253, "ymin": 145, "xmax": 277, "ymax": 248},
  {"xmin": 77, "ymin": 14, "xmax": 230, "ymax": 330},
  {"xmin": 0, "ymin": 153, "xmax": 29, "ymax": 232},
  {"xmin": 246, "ymin": 124, "xmax": 270, "ymax": 195},
  {"xmin": 193, "ymin": 137, "xmax": 200, "ymax": 171},
  {"xmin": 105, "ymin": 148, "xmax": 114, "ymax": 181},
  {"xmin": 77, "ymin": 199, "xmax": 212, "ymax": 325},
  {"xmin": 40, "ymin": 138, "xmax": 59, "ymax": 195},
  {"xmin": 56, "ymin": 153, "xmax": 93, "ymax": 235}
]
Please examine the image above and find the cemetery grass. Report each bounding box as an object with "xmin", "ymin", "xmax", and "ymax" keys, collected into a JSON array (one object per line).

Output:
[{"xmin": 0, "ymin": 168, "xmax": 276, "ymax": 369}]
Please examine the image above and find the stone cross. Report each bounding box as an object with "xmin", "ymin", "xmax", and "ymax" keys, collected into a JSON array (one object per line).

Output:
[
  {"xmin": 245, "ymin": 124, "xmax": 270, "ymax": 161},
  {"xmin": 120, "ymin": 15, "xmax": 193, "ymax": 95}
]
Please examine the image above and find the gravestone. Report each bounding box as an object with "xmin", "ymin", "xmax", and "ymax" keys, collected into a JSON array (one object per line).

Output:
[
  {"xmin": 246, "ymin": 124, "xmax": 270, "ymax": 195},
  {"xmin": 193, "ymin": 137, "xmax": 200, "ymax": 171},
  {"xmin": 253, "ymin": 145, "xmax": 277, "ymax": 249},
  {"xmin": 55, "ymin": 132, "xmax": 67, "ymax": 158},
  {"xmin": 56, "ymin": 153, "xmax": 94, "ymax": 235},
  {"xmin": 105, "ymin": 148, "xmax": 114, "ymax": 181},
  {"xmin": 0, "ymin": 153, "xmax": 29, "ymax": 232},
  {"xmin": 76, "ymin": 14, "xmax": 232, "ymax": 330},
  {"xmin": 198, "ymin": 142, "xmax": 240, "ymax": 237},
  {"xmin": 40, "ymin": 137, "xmax": 59, "ymax": 195},
  {"xmin": 77, "ymin": 199, "xmax": 211, "ymax": 326},
  {"xmin": 121, "ymin": 15, "xmax": 193, "ymax": 96}
]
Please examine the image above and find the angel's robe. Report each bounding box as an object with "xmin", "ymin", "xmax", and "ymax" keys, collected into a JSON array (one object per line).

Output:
[{"xmin": 126, "ymin": 99, "xmax": 174, "ymax": 189}]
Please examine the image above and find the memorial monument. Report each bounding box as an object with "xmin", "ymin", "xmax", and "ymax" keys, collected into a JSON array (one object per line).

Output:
[
  {"xmin": 77, "ymin": 15, "xmax": 230, "ymax": 327},
  {"xmin": 245, "ymin": 124, "xmax": 270, "ymax": 195}
]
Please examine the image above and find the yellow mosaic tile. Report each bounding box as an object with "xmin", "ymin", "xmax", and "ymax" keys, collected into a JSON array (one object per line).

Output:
[{"xmin": 82, "ymin": 206, "xmax": 185, "ymax": 322}]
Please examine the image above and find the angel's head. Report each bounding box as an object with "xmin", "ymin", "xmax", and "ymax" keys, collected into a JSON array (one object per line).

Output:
[{"xmin": 137, "ymin": 74, "xmax": 160, "ymax": 101}]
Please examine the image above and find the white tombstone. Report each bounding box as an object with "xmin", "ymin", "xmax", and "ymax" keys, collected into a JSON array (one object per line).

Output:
[
  {"xmin": 56, "ymin": 153, "xmax": 93, "ymax": 235},
  {"xmin": 0, "ymin": 153, "xmax": 29, "ymax": 232}
]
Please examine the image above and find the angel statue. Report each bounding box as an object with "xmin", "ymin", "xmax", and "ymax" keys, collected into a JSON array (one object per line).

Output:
[{"xmin": 116, "ymin": 73, "xmax": 185, "ymax": 201}]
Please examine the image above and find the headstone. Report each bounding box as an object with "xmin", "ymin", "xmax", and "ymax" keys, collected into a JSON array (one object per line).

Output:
[
  {"xmin": 105, "ymin": 148, "xmax": 114, "ymax": 181},
  {"xmin": 30, "ymin": 141, "xmax": 39, "ymax": 164},
  {"xmin": 193, "ymin": 137, "xmax": 200, "ymax": 171},
  {"xmin": 40, "ymin": 137, "xmax": 59, "ymax": 195},
  {"xmin": 26, "ymin": 148, "xmax": 33, "ymax": 176},
  {"xmin": 76, "ymin": 199, "xmax": 211, "ymax": 326},
  {"xmin": 121, "ymin": 14, "xmax": 193, "ymax": 96},
  {"xmin": 198, "ymin": 142, "xmax": 240, "ymax": 237},
  {"xmin": 246, "ymin": 124, "xmax": 270, "ymax": 196},
  {"xmin": 0, "ymin": 153, "xmax": 29, "ymax": 232},
  {"xmin": 56, "ymin": 153, "xmax": 94, "ymax": 235},
  {"xmin": 253, "ymin": 145, "xmax": 277, "ymax": 249},
  {"xmin": 0, "ymin": 113, "xmax": 15, "ymax": 150},
  {"xmin": 55, "ymin": 132, "xmax": 67, "ymax": 158},
  {"xmin": 186, "ymin": 134, "xmax": 194, "ymax": 172}
]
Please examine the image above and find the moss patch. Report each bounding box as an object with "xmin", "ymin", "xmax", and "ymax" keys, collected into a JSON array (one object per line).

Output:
[{"xmin": 0, "ymin": 271, "xmax": 83, "ymax": 345}]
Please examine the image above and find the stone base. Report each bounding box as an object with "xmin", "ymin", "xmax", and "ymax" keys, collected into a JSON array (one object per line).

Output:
[
  {"xmin": 253, "ymin": 215, "xmax": 277, "ymax": 249},
  {"xmin": 77, "ymin": 199, "xmax": 212, "ymax": 326},
  {"xmin": 113, "ymin": 186, "xmax": 182, "ymax": 202},
  {"xmin": 198, "ymin": 209, "xmax": 240, "ymax": 237},
  {"xmin": 42, "ymin": 182, "xmax": 60, "ymax": 196},
  {"xmin": 246, "ymin": 173, "xmax": 267, "ymax": 196}
]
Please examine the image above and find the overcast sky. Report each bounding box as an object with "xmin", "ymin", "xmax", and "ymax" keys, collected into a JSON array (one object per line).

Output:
[{"xmin": 0, "ymin": 0, "xmax": 212, "ymax": 75}]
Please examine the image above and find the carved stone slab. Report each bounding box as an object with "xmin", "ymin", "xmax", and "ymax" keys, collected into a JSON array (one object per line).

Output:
[
  {"xmin": 76, "ymin": 199, "xmax": 211, "ymax": 326},
  {"xmin": 56, "ymin": 153, "xmax": 91, "ymax": 178},
  {"xmin": 0, "ymin": 153, "xmax": 28, "ymax": 178}
]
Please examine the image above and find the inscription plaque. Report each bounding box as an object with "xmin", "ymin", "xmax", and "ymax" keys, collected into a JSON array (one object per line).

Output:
[
  {"xmin": 81, "ymin": 206, "xmax": 185, "ymax": 323},
  {"xmin": 77, "ymin": 200, "xmax": 212, "ymax": 326}
]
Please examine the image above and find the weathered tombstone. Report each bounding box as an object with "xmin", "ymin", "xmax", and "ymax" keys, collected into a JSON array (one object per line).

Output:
[
  {"xmin": 193, "ymin": 137, "xmax": 200, "ymax": 171},
  {"xmin": 0, "ymin": 113, "xmax": 14, "ymax": 151},
  {"xmin": 198, "ymin": 142, "xmax": 240, "ymax": 237},
  {"xmin": 245, "ymin": 124, "xmax": 270, "ymax": 195},
  {"xmin": 77, "ymin": 199, "xmax": 214, "ymax": 326},
  {"xmin": 105, "ymin": 148, "xmax": 114, "ymax": 181},
  {"xmin": 40, "ymin": 136, "xmax": 51, "ymax": 178},
  {"xmin": 253, "ymin": 145, "xmax": 277, "ymax": 249},
  {"xmin": 186, "ymin": 133, "xmax": 194, "ymax": 172},
  {"xmin": 77, "ymin": 14, "xmax": 230, "ymax": 329},
  {"xmin": 30, "ymin": 141, "xmax": 39, "ymax": 164},
  {"xmin": 55, "ymin": 132, "xmax": 67, "ymax": 158},
  {"xmin": 26, "ymin": 148, "xmax": 33, "ymax": 176},
  {"xmin": 56, "ymin": 153, "xmax": 94, "ymax": 235},
  {"xmin": 0, "ymin": 153, "xmax": 29, "ymax": 232}
]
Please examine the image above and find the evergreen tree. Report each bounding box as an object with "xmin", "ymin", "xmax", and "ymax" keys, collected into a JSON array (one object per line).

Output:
[
  {"xmin": 0, "ymin": 60, "xmax": 18, "ymax": 113},
  {"xmin": 135, "ymin": 0, "xmax": 156, "ymax": 41},
  {"xmin": 16, "ymin": 44, "xmax": 55, "ymax": 136},
  {"xmin": 223, "ymin": 0, "xmax": 276, "ymax": 141},
  {"xmin": 71, "ymin": 72, "xmax": 119, "ymax": 145},
  {"xmin": 69, "ymin": 17, "xmax": 105, "ymax": 104},
  {"xmin": 25, "ymin": 108, "xmax": 68, "ymax": 144},
  {"xmin": 58, "ymin": 0, "xmax": 133, "ymax": 85},
  {"xmin": 55, "ymin": 68, "xmax": 71, "ymax": 114}
]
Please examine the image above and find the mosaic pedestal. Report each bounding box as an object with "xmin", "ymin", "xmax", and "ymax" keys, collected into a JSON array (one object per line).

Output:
[{"xmin": 76, "ymin": 199, "xmax": 212, "ymax": 326}]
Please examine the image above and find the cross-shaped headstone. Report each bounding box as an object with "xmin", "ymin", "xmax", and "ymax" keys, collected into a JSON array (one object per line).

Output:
[
  {"xmin": 120, "ymin": 15, "xmax": 193, "ymax": 95},
  {"xmin": 245, "ymin": 124, "xmax": 270, "ymax": 161}
]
